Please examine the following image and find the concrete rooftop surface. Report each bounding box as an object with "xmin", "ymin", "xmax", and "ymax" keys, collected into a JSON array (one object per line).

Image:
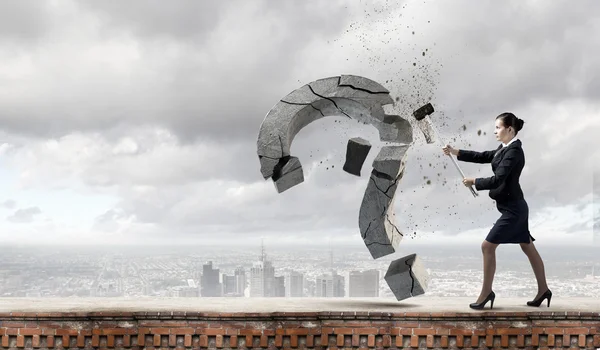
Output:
[{"xmin": 0, "ymin": 297, "xmax": 599, "ymax": 313}]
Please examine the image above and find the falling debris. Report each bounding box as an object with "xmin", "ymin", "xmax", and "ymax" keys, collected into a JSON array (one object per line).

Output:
[{"xmin": 343, "ymin": 137, "xmax": 372, "ymax": 176}]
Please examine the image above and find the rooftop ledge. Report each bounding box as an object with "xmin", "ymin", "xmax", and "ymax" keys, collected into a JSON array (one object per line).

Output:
[
  {"xmin": 1, "ymin": 297, "xmax": 599, "ymax": 316},
  {"xmin": 1, "ymin": 298, "xmax": 599, "ymax": 349}
]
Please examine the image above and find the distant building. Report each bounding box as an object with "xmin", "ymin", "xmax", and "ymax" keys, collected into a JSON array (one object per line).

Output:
[
  {"xmin": 201, "ymin": 261, "xmax": 221, "ymax": 297},
  {"xmin": 348, "ymin": 269, "xmax": 379, "ymax": 297},
  {"xmin": 250, "ymin": 242, "xmax": 278, "ymax": 297},
  {"xmin": 285, "ymin": 271, "xmax": 304, "ymax": 297},
  {"xmin": 316, "ymin": 272, "xmax": 344, "ymax": 297},
  {"xmin": 234, "ymin": 266, "xmax": 246, "ymax": 295},
  {"xmin": 275, "ymin": 275, "xmax": 286, "ymax": 297}
]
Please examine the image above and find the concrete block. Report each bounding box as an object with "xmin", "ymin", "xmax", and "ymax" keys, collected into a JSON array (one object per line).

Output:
[
  {"xmin": 272, "ymin": 156, "xmax": 303, "ymax": 193},
  {"xmin": 359, "ymin": 146, "xmax": 409, "ymax": 259},
  {"xmin": 379, "ymin": 115, "xmax": 413, "ymax": 144},
  {"xmin": 343, "ymin": 137, "xmax": 371, "ymax": 176},
  {"xmin": 384, "ymin": 253, "xmax": 430, "ymax": 301}
]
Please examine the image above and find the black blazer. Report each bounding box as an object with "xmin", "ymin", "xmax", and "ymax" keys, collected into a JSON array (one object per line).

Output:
[{"xmin": 457, "ymin": 139, "xmax": 525, "ymax": 202}]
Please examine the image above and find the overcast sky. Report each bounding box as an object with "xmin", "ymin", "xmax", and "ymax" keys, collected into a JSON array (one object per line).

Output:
[{"xmin": 0, "ymin": 0, "xmax": 598, "ymax": 249}]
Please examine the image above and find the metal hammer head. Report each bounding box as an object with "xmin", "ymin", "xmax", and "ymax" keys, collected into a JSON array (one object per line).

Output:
[{"xmin": 412, "ymin": 103, "xmax": 434, "ymax": 120}]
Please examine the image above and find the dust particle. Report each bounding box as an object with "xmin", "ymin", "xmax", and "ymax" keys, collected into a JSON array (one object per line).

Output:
[
  {"xmin": 477, "ymin": 129, "xmax": 481, "ymax": 136},
  {"xmin": 462, "ymin": 125, "xmax": 467, "ymax": 131}
]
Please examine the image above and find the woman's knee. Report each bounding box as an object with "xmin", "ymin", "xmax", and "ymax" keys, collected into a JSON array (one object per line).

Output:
[{"xmin": 481, "ymin": 240, "xmax": 497, "ymax": 254}]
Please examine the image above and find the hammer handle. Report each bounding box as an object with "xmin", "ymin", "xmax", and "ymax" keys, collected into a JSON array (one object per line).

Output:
[{"xmin": 429, "ymin": 121, "xmax": 478, "ymax": 197}]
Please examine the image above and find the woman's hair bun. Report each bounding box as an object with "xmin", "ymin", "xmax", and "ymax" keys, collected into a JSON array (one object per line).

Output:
[{"xmin": 516, "ymin": 118, "xmax": 525, "ymax": 131}]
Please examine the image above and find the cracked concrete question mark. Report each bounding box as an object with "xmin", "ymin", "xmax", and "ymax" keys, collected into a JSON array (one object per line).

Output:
[{"xmin": 256, "ymin": 75, "xmax": 430, "ymax": 300}]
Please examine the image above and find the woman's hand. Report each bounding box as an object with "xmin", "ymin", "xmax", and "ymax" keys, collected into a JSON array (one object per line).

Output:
[
  {"xmin": 463, "ymin": 177, "xmax": 475, "ymax": 187},
  {"xmin": 442, "ymin": 144, "xmax": 459, "ymax": 156}
]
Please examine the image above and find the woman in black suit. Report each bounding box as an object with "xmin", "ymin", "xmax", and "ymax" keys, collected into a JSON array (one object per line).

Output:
[{"xmin": 442, "ymin": 113, "xmax": 551, "ymax": 310}]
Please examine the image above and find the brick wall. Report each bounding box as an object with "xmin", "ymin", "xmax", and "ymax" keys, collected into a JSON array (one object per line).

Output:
[{"xmin": 1, "ymin": 311, "xmax": 599, "ymax": 349}]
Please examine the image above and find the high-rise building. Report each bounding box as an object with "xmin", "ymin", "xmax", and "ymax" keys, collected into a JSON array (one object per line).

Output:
[
  {"xmin": 593, "ymin": 162, "xmax": 599, "ymax": 245},
  {"xmin": 285, "ymin": 271, "xmax": 304, "ymax": 297},
  {"xmin": 316, "ymin": 272, "xmax": 344, "ymax": 297},
  {"xmin": 234, "ymin": 266, "xmax": 247, "ymax": 296},
  {"xmin": 348, "ymin": 270, "xmax": 380, "ymax": 297},
  {"xmin": 275, "ymin": 276, "xmax": 286, "ymax": 297},
  {"xmin": 201, "ymin": 261, "xmax": 221, "ymax": 297},
  {"xmin": 250, "ymin": 242, "xmax": 276, "ymax": 297},
  {"xmin": 222, "ymin": 275, "xmax": 237, "ymax": 295}
]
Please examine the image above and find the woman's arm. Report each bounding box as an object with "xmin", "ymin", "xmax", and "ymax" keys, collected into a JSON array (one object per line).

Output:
[
  {"xmin": 474, "ymin": 147, "xmax": 521, "ymax": 190},
  {"xmin": 456, "ymin": 149, "xmax": 498, "ymax": 163}
]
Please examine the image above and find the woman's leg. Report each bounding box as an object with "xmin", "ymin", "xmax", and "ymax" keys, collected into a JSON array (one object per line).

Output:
[
  {"xmin": 477, "ymin": 240, "xmax": 499, "ymax": 302},
  {"xmin": 520, "ymin": 237, "xmax": 549, "ymax": 298}
]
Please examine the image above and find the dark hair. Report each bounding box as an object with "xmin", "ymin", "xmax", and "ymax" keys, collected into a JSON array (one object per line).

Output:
[{"xmin": 496, "ymin": 112, "xmax": 524, "ymax": 134}]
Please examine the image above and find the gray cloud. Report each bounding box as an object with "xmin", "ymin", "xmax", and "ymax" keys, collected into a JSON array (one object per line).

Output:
[
  {"xmin": 1, "ymin": 200, "xmax": 16, "ymax": 210},
  {"xmin": 7, "ymin": 207, "xmax": 42, "ymax": 223},
  {"xmin": 0, "ymin": 0, "xmax": 597, "ymax": 244}
]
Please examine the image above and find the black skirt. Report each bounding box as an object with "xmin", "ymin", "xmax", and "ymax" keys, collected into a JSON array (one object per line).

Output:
[{"xmin": 486, "ymin": 199, "xmax": 535, "ymax": 244}]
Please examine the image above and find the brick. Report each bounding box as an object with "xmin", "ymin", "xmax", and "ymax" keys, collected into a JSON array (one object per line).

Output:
[
  {"xmin": 56, "ymin": 329, "xmax": 78, "ymax": 336},
  {"xmin": 122, "ymin": 334, "xmax": 131, "ymax": 347},
  {"xmin": 435, "ymin": 328, "xmax": 450, "ymax": 335},
  {"xmin": 239, "ymin": 329, "xmax": 261, "ymax": 336},
  {"xmin": 151, "ymin": 327, "xmax": 171, "ymax": 335},
  {"xmin": 501, "ymin": 335, "xmax": 509, "ymax": 347},
  {"xmin": 107, "ymin": 335, "xmax": 115, "ymax": 347},
  {"xmin": 548, "ymin": 333, "xmax": 556, "ymax": 346},
  {"xmin": 413, "ymin": 328, "xmax": 435, "ymax": 336},
  {"xmin": 440, "ymin": 335, "xmax": 448, "ymax": 347},
  {"xmin": 355, "ymin": 327, "xmax": 378, "ymax": 335},
  {"xmin": 579, "ymin": 334, "xmax": 586, "ymax": 347},
  {"xmin": 199, "ymin": 335, "xmax": 208, "ymax": 347},
  {"xmin": 290, "ymin": 335, "xmax": 297, "ymax": 347},
  {"xmin": 456, "ymin": 335, "xmax": 464, "ymax": 347},
  {"xmin": 531, "ymin": 333, "xmax": 539, "ymax": 346},
  {"xmin": 184, "ymin": 334, "xmax": 192, "ymax": 347},
  {"xmin": 450, "ymin": 329, "xmax": 473, "ymax": 336},
  {"xmin": 410, "ymin": 335, "xmax": 418, "ymax": 347},
  {"xmin": 382, "ymin": 334, "xmax": 391, "ymax": 347},
  {"xmin": 471, "ymin": 335, "xmax": 479, "ymax": 347},
  {"xmin": 485, "ymin": 334, "xmax": 493, "ymax": 347},
  {"xmin": 285, "ymin": 328, "xmax": 309, "ymax": 335},
  {"xmin": 216, "ymin": 334, "xmax": 223, "ymax": 348},
  {"xmin": 334, "ymin": 328, "xmax": 353, "ymax": 335},
  {"xmin": 31, "ymin": 334, "xmax": 41, "ymax": 348},
  {"xmin": 19, "ymin": 329, "xmax": 42, "ymax": 336},
  {"xmin": 1, "ymin": 335, "xmax": 9, "ymax": 348},
  {"xmin": 153, "ymin": 334, "xmax": 160, "ymax": 346},
  {"xmin": 229, "ymin": 335, "xmax": 238, "ymax": 347},
  {"xmin": 545, "ymin": 327, "xmax": 565, "ymax": 334},
  {"xmin": 47, "ymin": 335, "xmax": 55, "ymax": 348},
  {"xmin": 565, "ymin": 327, "xmax": 591, "ymax": 334},
  {"xmin": 168, "ymin": 334, "xmax": 177, "ymax": 347},
  {"xmin": 62, "ymin": 335, "xmax": 70, "ymax": 347},
  {"xmin": 306, "ymin": 334, "xmax": 314, "ymax": 347},
  {"xmin": 17, "ymin": 335, "xmax": 25, "ymax": 347},
  {"xmin": 426, "ymin": 335, "xmax": 433, "ymax": 348}
]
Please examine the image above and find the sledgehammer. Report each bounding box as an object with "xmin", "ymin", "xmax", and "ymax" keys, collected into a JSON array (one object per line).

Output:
[{"xmin": 412, "ymin": 103, "xmax": 478, "ymax": 197}]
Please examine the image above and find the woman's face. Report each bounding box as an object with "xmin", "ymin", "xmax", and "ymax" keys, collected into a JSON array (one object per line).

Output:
[{"xmin": 494, "ymin": 118, "xmax": 514, "ymax": 143}]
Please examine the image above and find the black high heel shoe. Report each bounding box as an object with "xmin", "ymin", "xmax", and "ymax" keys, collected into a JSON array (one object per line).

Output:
[
  {"xmin": 469, "ymin": 291, "xmax": 495, "ymax": 310},
  {"xmin": 527, "ymin": 289, "xmax": 552, "ymax": 307}
]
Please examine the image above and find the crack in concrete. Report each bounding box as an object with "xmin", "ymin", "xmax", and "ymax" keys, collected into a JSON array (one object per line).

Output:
[
  {"xmin": 369, "ymin": 176, "xmax": 393, "ymax": 200},
  {"xmin": 338, "ymin": 81, "xmax": 390, "ymax": 95},
  {"xmin": 308, "ymin": 85, "xmax": 352, "ymax": 119},
  {"xmin": 366, "ymin": 241, "xmax": 392, "ymax": 247},
  {"xmin": 386, "ymin": 214, "xmax": 404, "ymax": 237},
  {"xmin": 405, "ymin": 259, "xmax": 416, "ymax": 297},
  {"xmin": 361, "ymin": 221, "xmax": 372, "ymax": 240},
  {"xmin": 280, "ymin": 100, "xmax": 325, "ymax": 117}
]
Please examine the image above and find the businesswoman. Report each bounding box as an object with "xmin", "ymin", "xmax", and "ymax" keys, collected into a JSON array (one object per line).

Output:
[{"xmin": 442, "ymin": 113, "xmax": 551, "ymax": 310}]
